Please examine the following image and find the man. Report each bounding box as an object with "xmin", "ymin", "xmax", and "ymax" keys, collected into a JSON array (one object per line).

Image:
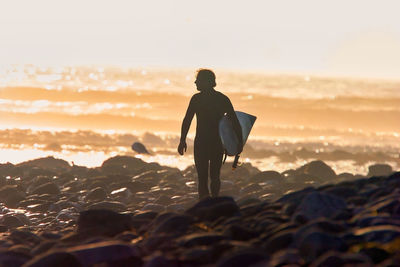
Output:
[{"xmin": 178, "ymin": 69, "xmax": 243, "ymax": 199}]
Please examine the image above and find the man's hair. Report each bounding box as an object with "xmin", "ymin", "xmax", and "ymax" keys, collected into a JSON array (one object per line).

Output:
[{"xmin": 196, "ymin": 69, "xmax": 216, "ymax": 87}]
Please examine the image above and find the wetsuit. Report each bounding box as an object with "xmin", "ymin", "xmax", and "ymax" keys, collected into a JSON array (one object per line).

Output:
[{"xmin": 180, "ymin": 89, "xmax": 242, "ymax": 198}]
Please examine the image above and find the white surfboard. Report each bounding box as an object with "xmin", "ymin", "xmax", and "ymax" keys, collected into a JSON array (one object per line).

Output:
[{"xmin": 219, "ymin": 111, "xmax": 257, "ymax": 156}]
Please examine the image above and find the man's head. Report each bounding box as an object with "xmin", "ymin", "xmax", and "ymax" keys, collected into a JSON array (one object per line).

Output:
[{"xmin": 195, "ymin": 69, "xmax": 216, "ymax": 91}]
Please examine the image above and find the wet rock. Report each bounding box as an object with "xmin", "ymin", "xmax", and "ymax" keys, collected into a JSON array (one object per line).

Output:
[
  {"xmin": 67, "ymin": 241, "xmax": 142, "ymax": 266},
  {"xmin": 368, "ymin": 164, "xmax": 393, "ymax": 177},
  {"xmin": 250, "ymin": 171, "xmax": 282, "ymax": 184},
  {"xmin": 352, "ymin": 225, "xmax": 400, "ymax": 243},
  {"xmin": 101, "ymin": 156, "xmax": 149, "ymax": 175},
  {"xmin": 263, "ymin": 229, "xmax": 294, "ymax": 255},
  {"xmin": 0, "ymin": 251, "xmax": 31, "ymax": 266},
  {"xmin": 298, "ymin": 231, "xmax": 347, "ymax": 262},
  {"xmin": 142, "ymin": 203, "xmax": 165, "ymax": 213},
  {"xmin": 2, "ymin": 214, "xmax": 26, "ymax": 228},
  {"xmin": 310, "ymin": 251, "xmax": 373, "ymax": 267},
  {"xmin": 17, "ymin": 156, "xmax": 71, "ymax": 172},
  {"xmin": 323, "ymin": 186, "xmax": 358, "ymax": 199},
  {"xmin": 268, "ymin": 249, "xmax": 305, "ymax": 267},
  {"xmin": 296, "ymin": 160, "xmax": 336, "ymax": 180},
  {"xmin": 9, "ymin": 230, "xmax": 41, "ymax": 246},
  {"xmin": 294, "ymin": 191, "xmax": 347, "ymax": 221},
  {"xmin": 217, "ymin": 249, "xmax": 268, "ymax": 267},
  {"xmin": 87, "ymin": 201, "xmax": 126, "ymax": 212},
  {"xmin": 179, "ymin": 232, "xmax": 227, "ymax": 247},
  {"xmin": 223, "ymin": 224, "xmax": 259, "ymax": 241},
  {"xmin": 77, "ymin": 209, "xmax": 134, "ymax": 237},
  {"xmin": 23, "ymin": 252, "xmax": 81, "ymax": 267},
  {"xmin": 84, "ymin": 187, "xmax": 107, "ymax": 202},
  {"xmin": 0, "ymin": 185, "xmax": 25, "ymax": 208},
  {"xmin": 152, "ymin": 214, "xmax": 192, "ymax": 235},
  {"xmin": 30, "ymin": 182, "xmax": 60, "ymax": 195},
  {"xmin": 185, "ymin": 196, "xmax": 240, "ymax": 222}
]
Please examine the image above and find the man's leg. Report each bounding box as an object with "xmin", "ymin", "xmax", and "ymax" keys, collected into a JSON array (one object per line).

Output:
[
  {"xmin": 209, "ymin": 150, "xmax": 223, "ymax": 197},
  {"xmin": 194, "ymin": 144, "xmax": 210, "ymax": 199}
]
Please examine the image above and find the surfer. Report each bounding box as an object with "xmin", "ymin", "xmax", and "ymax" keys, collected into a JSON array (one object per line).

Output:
[{"xmin": 178, "ymin": 69, "xmax": 243, "ymax": 199}]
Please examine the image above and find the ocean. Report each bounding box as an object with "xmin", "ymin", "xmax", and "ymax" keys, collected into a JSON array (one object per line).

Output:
[{"xmin": 0, "ymin": 65, "xmax": 399, "ymax": 174}]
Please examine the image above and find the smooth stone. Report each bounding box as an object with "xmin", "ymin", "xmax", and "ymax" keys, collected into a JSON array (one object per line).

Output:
[
  {"xmin": 0, "ymin": 251, "xmax": 31, "ymax": 267},
  {"xmin": 267, "ymin": 249, "xmax": 305, "ymax": 267},
  {"xmin": 2, "ymin": 214, "xmax": 25, "ymax": 228},
  {"xmin": 310, "ymin": 251, "xmax": 373, "ymax": 267},
  {"xmin": 77, "ymin": 209, "xmax": 134, "ymax": 237},
  {"xmin": 298, "ymin": 231, "xmax": 347, "ymax": 263},
  {"xmin": 240, "ymin": 183, "xmax": 263, "ymax": 195},
  {"xmin": 84, "ymin": 187, "xmax": 107, "ymax": 202},
  {"xmin": 67, "ymin": 241, "xmax": 141, "ymax": 266},
  {"xmin": 0, "ymin": 185, "xmax": 25, "ymax": 208},
  {"xmin": 323, "ymin": 186, "xmax": 358, "ymax": 199},
  {"xmin": 141, "ymin": 203, "xmax": 165, "ymax": 213},
  {"xmin": 22, "ymin": 251, "xmax": 81, "ymax": 267},
  {"xmin": 131, "ymin": 142, "xmax": 150, "ymax": 154},
  {"xmin": 30, "ymin": 182, "xmax": 60, "ymax": 196},
  {"xmin": 216, "ymin": 249, "xmax": 268, "ymax": 267},
  {"xmin": 185, "ymin": 196, "xmax": 240, "ymax": 222},
  {"xmin": 152, "ymin": 214, "xmax": 192, "ymax": 234},
  {"xmin": 368, "ymin": 164, "xmax": 393, "ymax": 177},
  {"xmin": 352, "ymin": 225, "xmax": 400, "ymax": 243},
  {"xmin": 9, "ymin": 230, "xmax": 41, "ymax": 246},
  {"xmin": 223, "ymin": 224, "xmax": 259, "ymax": 241},
  {"xmin": 87, "ymin": 201, "xmax": 127, "ymax": 212},
  {"xmin": 296, "ymin": 160, "xmax": 336, "ymax": 180},
  {"xmin": 101, "ymin": 156, "xmax": 151, "ymax": 175},
  {"xmin": 294, "ymin": 191, "xmax": 347, "ymax": 221},
  {"xmin": 263, "ymin": 229, "xmax": 295, "ymax": 255},
  {"xmin": 250, "ymin": 171, "xmax": 282, "ymax": 184},
  {"xmin": 179, "ymin": 232, "xmax": 227, "ymax": 247}
]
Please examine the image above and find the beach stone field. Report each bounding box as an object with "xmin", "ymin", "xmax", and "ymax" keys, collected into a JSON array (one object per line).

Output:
[{"xmin": 0, "ymin": 156, "xmax": 399, "ymax": 266}]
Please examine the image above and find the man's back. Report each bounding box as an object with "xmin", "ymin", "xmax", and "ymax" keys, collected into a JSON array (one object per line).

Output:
[{"xmin": 191, "ymin": 90, "xmax": 231, "ymax": 143}]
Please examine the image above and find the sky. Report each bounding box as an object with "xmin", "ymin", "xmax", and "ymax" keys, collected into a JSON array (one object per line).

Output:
[{"xmin": 1, "ymin": 0, "xmax": 399, "ymax": 79}]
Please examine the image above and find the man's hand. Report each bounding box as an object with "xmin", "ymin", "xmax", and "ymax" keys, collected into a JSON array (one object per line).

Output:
[{"xmin": 178, "ymin": 141, "xmax": 187, "ymax": 155}]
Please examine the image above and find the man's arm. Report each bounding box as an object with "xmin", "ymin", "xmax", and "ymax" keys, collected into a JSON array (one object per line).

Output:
[
  {"xmin": 226, "ymin": 98, "xmax": 243, "ymax": 153},
  {"xmin": 178, "ymin": 96, "xmax": 195, "ymax": 155}
]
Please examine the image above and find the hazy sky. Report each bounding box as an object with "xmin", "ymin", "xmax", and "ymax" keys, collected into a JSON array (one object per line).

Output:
[{"xmin": 1, "ymin": 0, "xmax": 399, "ymax": 78}]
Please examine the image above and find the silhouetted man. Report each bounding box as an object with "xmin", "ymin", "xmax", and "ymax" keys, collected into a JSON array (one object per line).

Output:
[{"xmin": 178, "ymin": 69, "xmax": 243, "ymax": 199}]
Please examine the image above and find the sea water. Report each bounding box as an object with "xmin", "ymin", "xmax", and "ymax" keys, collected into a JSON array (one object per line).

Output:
[{"xmin": 0, "ymin": 65, "xmax": 399, "ymax": 174}]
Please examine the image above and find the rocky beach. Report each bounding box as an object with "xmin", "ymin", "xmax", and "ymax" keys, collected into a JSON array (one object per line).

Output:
[{"xmin": 0, "ymin": 155, "xmax": 398, "ymax": 266}]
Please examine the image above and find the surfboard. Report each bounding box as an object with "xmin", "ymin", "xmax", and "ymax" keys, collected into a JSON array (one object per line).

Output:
[{"xmin": 219, "ymin": 111, "xmax": 257, "ymax": 156}]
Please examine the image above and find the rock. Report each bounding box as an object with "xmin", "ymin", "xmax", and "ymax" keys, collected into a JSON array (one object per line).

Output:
[
  {"xmin": 185, "ymin": 197, "xmax": 240, "ymax": 222},
  {"xmin": 9, "ymin": 230, "xmax": 41, "ymax": 246},
  {"xmin": 0, "ymin": 251, "xmax": 31, "ymax": 266},
  {"xmin": 217, "ymin": 249, "xmax": 268, "ymax": 267},
  {"xmin": 250, "ymin": 171, "xmax": 282, "ymax": 184},
  {"xmin": 22, "ymin": 252, "xmax": 81, "ymax": 267},
  {"xmin": 85, "ymin": 187, "xmax": 107, "ymax": 202},
  {"xmin": 30, "ymin": 182, "xmax": 60, "ymax": 195},
  {"xmin": 152, "ymin": 214, "xmax": 193, "ymax": 235},
  {"xmin": 141, "ymin": 203, "xmax": 165, "ymax": 213},
  {"xmin": 87, "ymin": 201, "xmax": 127, "ymax": 212},
  {"xmin": 131, "ymin": 142, "xmax": 150, "ymax": 154},
  {"xmin": 263, "ymin": 229, "xmax": 294, "ymax": 255},
  {"xmin": 296, "ymin": 160, "xmax": 336, "ymax": 180},
  {"xmin": 267, "ymin": 249, "xmax": 305, "ymax": 267},
  {"xmin": 179, "ymin": 232, "xmax": 227, "ymax": 247},
  {"xmin": 0, "ymin": 185, "xmax": 25, "ymax": 208},
  {"xmin": 223, "ymin": 224, "xmax": 259, "ymax": 241},
  {"xmin": 17, "ymin": 156, "xmax": 71, "ymax": 172},
  {"xmin": 323, "ymin": 186, "xmax": 358, "ymax": 199},
  {"xmin": 2, "ymin": 214, "xmax": 25, "ymax": 228},
  {"xmin": 352, "ymin": 225, "xmax": 400, "ymax": 243},
  {"xmin": 310, "ymin": 251, "xmax": 373, "ymax": 267},
  {"xmin": 294, "ymin": 191, "xmax": 347, "ymax": 221},
  {"xmin": 101, "ymin": 156, "xmax": 148, "ymax": 175},
  {"xmin": 67, "ymin": 241, "xmax": 142, "ymax": 266},
  {"xmin": 77, "ymin": 209, "xmax": 134, "ymax": 237},
  {"xmin": 368, "ymin": 164, "xmax": 393, "ymax": 177},
  {"xmin": 298, "ymin": 231, "xmax": 347, "ymax": 263}
]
